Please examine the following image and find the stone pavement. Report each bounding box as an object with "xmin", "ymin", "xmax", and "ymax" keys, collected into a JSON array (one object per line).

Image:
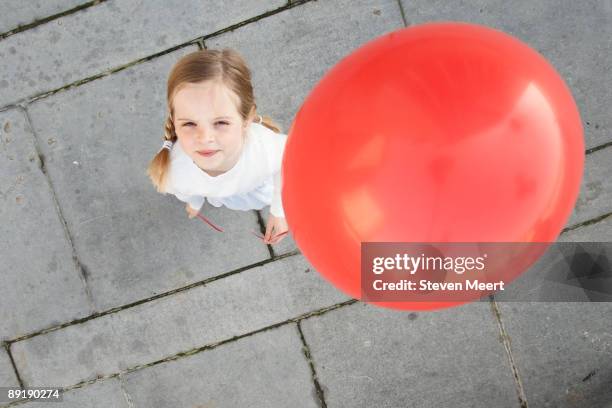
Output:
[{"xmin": 0, "ymin": 0, "xmax": 610, "ymax": 407}]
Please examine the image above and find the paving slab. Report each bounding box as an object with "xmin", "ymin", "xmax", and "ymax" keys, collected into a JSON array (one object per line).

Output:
[
  {"xmin": 496, "ymin": 217, "xmax": 612, "ymax": 407},
  {"xmin": 493, "ymin": 247, "xmax": 611, "ymax": 304},
  {"xmin": 494, "ymin": 208, "xmax": 612, "ymax": 303},
  {"xmin": 0, "ymin": 0, "xmax": 286, "ymax": 107},
  {"xmin": 496, "ymin": 302, "xmax": 612, "ymax": 408},
  {"xmin": 0, "ymin": 348, "xmax": 19, "ymax": 389},
  {"xmin": 0, "ymin": 0, "xmax": 87, "ymax": 35},
  {"xmin": 0, "ymin": 109, "xmax": 92, "ymax": 341},
  {"xmin": 14, "ymin": 378, "xmax": 130, "ymax": 408},
  {"xmin": 123, "ymin": 323, "xmax": 319, "ymax": 408},
  {"xmin": 27, "ymin": 46, "xmax": 274, "ymax": 311},
  {"xmin": 566, "ymin": 146, "xmax": 612, "ymax": 228},
  {"xmin": 11, "ymin": 254, "xmax": 350, "ymax": 388},
  {"xmin": 206, "ymin": 0, "xmax": 405, "ymax": 133},
  {"xmin": 300, "ymin": 301, "xmax": 519, "ymax": 408},
  {"xmin": 399, "ymin": 0, "xmax": 612, "ymax": 150}
]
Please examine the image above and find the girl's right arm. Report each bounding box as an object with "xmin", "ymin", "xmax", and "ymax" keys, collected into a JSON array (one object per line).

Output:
[{"xmin": 184, "ymin": 203, "xmax": 200, "ymax": 218}]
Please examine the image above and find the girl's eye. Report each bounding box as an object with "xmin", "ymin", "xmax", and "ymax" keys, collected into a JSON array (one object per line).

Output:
[{"xmin": 181, "ymin": 121, "xmax": 228, "ymax": 127}]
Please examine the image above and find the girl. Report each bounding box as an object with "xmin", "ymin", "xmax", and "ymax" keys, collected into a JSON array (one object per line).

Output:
[{"xmin": 147, "ymin": 48, "xmax": 289, "ymax": 245}]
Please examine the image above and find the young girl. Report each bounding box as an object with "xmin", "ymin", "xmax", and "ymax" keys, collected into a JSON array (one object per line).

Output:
[{"xmin": 147, "ymin": 48, "xmax": 289, "ymax": 244}]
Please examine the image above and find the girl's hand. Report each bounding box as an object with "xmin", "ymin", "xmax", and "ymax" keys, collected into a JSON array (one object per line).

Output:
[
  {"xmin": 185, "ymin": 203, "xmax": 199, "ymax": 218},
  {"xmin": 264, "ymin": 214, "xmax": 289, "ymax": 244}
]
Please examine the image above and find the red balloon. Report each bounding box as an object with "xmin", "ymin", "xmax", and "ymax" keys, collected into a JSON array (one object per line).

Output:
[{"xmin": 282, "ymin": 22, "xmax": 584, "ymax": 311}]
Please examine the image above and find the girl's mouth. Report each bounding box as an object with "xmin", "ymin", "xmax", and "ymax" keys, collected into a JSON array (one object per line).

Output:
[{"xmin": 197, "ymin": 150, "xmax": 220, "ymax": 157}]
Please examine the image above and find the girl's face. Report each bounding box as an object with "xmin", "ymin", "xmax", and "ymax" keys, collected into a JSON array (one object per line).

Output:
[{"xmin": 172, "ymin": 81, "xmax": 250, "ymax": 177}]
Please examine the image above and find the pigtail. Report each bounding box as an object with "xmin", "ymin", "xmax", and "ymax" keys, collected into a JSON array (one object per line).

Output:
[
  {"xmin": 259, "ymin": 114, "xmax": 282, "ymax": 134},
  {"xmin": 147, "ymin": 115, "xmax": 177, "ymax": 193}
]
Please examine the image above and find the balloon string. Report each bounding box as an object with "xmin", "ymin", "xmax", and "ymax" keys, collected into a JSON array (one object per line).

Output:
[
  {"xmin": 251, "ymin": 229, "xmax": 289, "ymax": 241},
  {"xmin": 272, "ymin": 231, "xmax": 289, "ymax": 239},
  {"xmin": 196, "ymin": 213, "xmax": 224, "ymax": 232},
  {"xmin": 196, "ymin": 212, "xmax": 288, "ymax": 241},
  {"xmin": 251, "ymin": 229, "xmax": 264, "ymax": 239}
]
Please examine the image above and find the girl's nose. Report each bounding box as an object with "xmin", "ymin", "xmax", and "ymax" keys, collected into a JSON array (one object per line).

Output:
[{"xmin": 197, "ymin": 126, "xmax": 215, "ymax": 143}]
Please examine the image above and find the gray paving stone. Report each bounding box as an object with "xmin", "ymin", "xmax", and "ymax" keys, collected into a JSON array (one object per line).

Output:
[
  {"xmin": 399, "ymin": 0, "xmax": 612, "ymax": 150},
  {"xmin": 16, "ymin": 378, "xmax": 129, "ymax": 407},
  {"xmin": 27, "ymin": 46, "xmax": 274, "ymax": 311},
  {"xmin": 491, "ymin": 243, "xmax": 612, "ymax": 303},
  {"xmin": 0, "ymin": 347, "xmax": 18, "ymax": 389},
  {"xmin": 123, "ymin": 324, "xmax": 319, "ymax": 408},
  {"xmin": 560, "ymin": 214, "xmax": 612, "ymax": 241},
  {"xmin": 11, "ymin": 254, "xmax": 350, "ymax": 388},
  {"xmin": 0, "ymin": 0, "xmax": 87, "ymax": 34},
  {"xmin": 497, "ymin": 302, "xmax": 612, "ymax": 408},
  {"xmin": 566, "ymin": 146, "xmax": 612, "ymax": 228},
  {"xmin": 206, "ymin": 0, "xmax": 405, "ymax": 133},
  {"xmin": 496, "ymin": 198, "xmax": 612, "ymax": 401},
  {"xmin": 0, "ymin": 109, "xmax": 91, "ymax": 341},
  {"xmin": 300, "ymin": 301, "xmax": 519, "ymax": 408},
  {"xmin": 0, "ymin": 0, "xmax": 286, "ymax": 107}
]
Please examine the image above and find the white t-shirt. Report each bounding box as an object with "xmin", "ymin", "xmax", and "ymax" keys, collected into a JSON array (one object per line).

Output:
[{"xmin": 165, "ymin": 122, "xmax": 287, "ymax": 218}]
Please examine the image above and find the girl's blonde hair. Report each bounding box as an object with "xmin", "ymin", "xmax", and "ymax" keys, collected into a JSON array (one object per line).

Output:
[{"xmin": 147, "ymin": 48, "xmax": 282, "ymax": 193}]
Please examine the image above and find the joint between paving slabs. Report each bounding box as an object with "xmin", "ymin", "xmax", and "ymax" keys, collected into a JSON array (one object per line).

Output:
[
  {"xmin": 396, "ymin": 0, "xmax": 408, "ymax": 27},
  {"xmin": 117, "ymin": 373, "xmax": 136, "ymax": 408},
  {"xmin": 585, "ymin": 139, "xmax": 612, "ymax": 155},
  {"xmin": 488, "ymin": 296, "xmax": 529, "ymax": 408},
  {"xmin": 26, "ymin": 299, "xmax": 359, "ymax": 396},
  {"xmin": 0, "ymin": 103, "xmax": 21, "ymax": 114},
  {"xmin": 0, "ymin": 0, "xmax": 316, "ymax": 111},
  {"xmin": 255, "ymin": 209, "xmax": 276, "ymax": 258},
  {"xmin": 5, "ymin": 249, "xmax": 302, "ymax": 344},
  {"xmin": 287, "ymin": 0, "xmax": 317, "ymax": 7},
  {"xmin": 197, "ymin": 0, "xmax": 315, "ymax": 44},
  {"xmin": 128, "ymin": 298, "xmax": 358, "ymax": 371},
  {"xmin": 561, "ymin": 211, "xmax": 612, "ymax": 235},
  {"xmin": 21, "ymin": 106, "xmax": 97, "ymax": 315},
  {"xmin": 297, "ymin": 320, "xmax": 329, "ymax": 408},
  {"xmin": 0, "ymin": 0, "xmax": 108, "ymax": 42},
  {"xmin": 3, "ymin": 342, "xmax": 25, "ymax": 391},
  {"xmin": 1, "ymin": 40, "xmax": 200, "ymax": 110}
]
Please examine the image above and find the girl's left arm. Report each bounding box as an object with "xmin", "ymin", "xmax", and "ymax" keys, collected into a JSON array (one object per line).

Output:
[
  {"xmin": 269, "ymin": 132, "xmax": 288, "ymax": 218},
  {"xmin": 270, "ymin": 170, "xmax": 285, "ymax": 218},
  {"xmin": 263, "ymin": 131, "xmax": 288, "ymax": 244},
  {"xmin": 265, "ymin": 170, "xmax": 288, "ymax": 244}
]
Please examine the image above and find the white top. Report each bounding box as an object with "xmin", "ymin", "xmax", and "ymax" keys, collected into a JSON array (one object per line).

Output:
[{"xmin": 165, "ymin": 122, "xmax": 287, "ymax": 218}]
